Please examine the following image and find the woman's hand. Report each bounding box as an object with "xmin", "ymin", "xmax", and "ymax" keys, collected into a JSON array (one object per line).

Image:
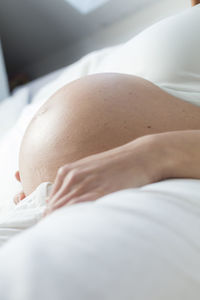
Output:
[
  {"xmin": 13, "ymin": 171, "xmax": 25, "ymax": 205},
  {"xmin": 44, "ymin": 134, "xmax": 166, "ymax": 216}
]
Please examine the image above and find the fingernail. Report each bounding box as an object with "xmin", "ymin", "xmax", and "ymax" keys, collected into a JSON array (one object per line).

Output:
[{"xmin": 43, "ymin": 208, "xmax": 49, "ymax": 217}]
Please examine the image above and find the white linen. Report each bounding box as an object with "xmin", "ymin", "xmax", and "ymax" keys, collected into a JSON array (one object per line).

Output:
[
  {"xmin": 30, "ymin": 45, "xmax": 118, "ymax": 105},
  {"xmin": 0, "ymin": 98, "xmax": 51, "ymax": 214},
  {"xmin": 29, "ymin": 4, "xmax": 200, "ymax": 107},
  {"xmin": 29, "ymin": 5, "xmax": 200, "ymax": 107},
  {"xmin": 0, "ymin": 182, "xmax": 52, "ymax": 247},
  {"xmin": 0, "ymin": 86, "xmax": 29, "ymax": 139},
  {"xmin": 0, "ymin": 178, "xmax": 200, "ymax": 300},
  {"xmin": 94, "ymin": 4, "xmax": 200, "ymax": 105}
]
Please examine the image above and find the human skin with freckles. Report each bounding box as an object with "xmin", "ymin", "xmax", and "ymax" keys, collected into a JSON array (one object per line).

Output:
[{"xmin": 16, "ymin": 72, "xmax": 200, "ymax": 214}]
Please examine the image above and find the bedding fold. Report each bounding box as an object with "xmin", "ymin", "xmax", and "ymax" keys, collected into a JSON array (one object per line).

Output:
[{"xmin": 0, "ymin": 182, "xmax": 52, "ymax": 247}]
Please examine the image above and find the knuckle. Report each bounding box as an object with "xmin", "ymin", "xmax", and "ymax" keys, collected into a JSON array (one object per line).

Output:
[
  {"xmin": 67, "ymin": 169, "xmax": 79, "ymax": 182},
  {"xmin": 57, "ymin": 167, "xmax": 64, "ymax": 177},
  {"xmin": 57, "ymin": 165, "xmax": 69, "ymax": 177}
]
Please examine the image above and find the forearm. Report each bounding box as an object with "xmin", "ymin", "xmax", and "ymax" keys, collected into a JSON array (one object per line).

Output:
[
  {"xmin": 191, "ymin": 0, "xmax": 200, "ymax": 6},
  {"xmin": 150, "ymin": 130, "xmax": 200, "ymax": 181}
]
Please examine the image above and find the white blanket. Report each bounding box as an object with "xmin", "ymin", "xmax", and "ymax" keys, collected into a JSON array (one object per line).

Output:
[
  {"xmin": 0, "ymin": 182, "xmax": 52, "ymax": 247},
  {"xmin": 0, "ymin": 179, "xmax": 200, "ymax": 299}
]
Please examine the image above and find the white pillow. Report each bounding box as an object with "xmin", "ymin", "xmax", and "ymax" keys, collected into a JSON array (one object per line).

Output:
[
  {"xmin": 0, "ymin": 98, "xmax": 47, "ymax": 215},
  {"xmin": 31, "ymin": 46, "xmax": 118, "ymax": 105},
  {"xmin": 0, "ymin": 87, "xmax": 29, "ymax": 140}
]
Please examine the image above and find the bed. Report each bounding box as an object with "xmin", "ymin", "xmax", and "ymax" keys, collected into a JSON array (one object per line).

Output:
[{"xmin": 0, "ymin": 7, "xmax": 200, "ymax": 299}]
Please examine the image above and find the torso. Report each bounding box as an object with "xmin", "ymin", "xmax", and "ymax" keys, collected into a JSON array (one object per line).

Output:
[
  {"xmin": 19, "ymin": 73, "xmax": 200, "ymax": 195},
  {"xmin": 30, "ymin": 72, "xmax": 200, "ymax": 145},
  {"xmin": 19, "ymin": 5, "xmax": 200, "ymax": 194}
]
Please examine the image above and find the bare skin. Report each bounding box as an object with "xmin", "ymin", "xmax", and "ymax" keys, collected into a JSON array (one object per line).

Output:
[
  {"xmin": 191, "ymin": 0, "xmax": 200, "ymax": 6},
  {"xmin": 18, "ymin": 73, "xmax": 200, "ymax": 200},
  {"xmin": 13, "ymin": 172, "xmax": 25, "ymax": 204}
]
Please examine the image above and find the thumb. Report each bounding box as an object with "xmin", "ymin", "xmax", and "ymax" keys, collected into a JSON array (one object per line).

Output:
[
  {"xmin": 15, "ymin": 171, "xmax": 21, "ymax": 182},
  {"xmin": 13, "ymin": 191, "xmax": 25, "ymax": 204}
]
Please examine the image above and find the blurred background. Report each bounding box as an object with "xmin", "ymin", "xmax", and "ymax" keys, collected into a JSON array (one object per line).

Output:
[{"xmin": 0, "ymin": 0, "xmax": 190, "ymax": 95}]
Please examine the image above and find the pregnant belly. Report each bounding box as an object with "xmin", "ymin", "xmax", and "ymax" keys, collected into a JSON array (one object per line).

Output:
[
  {"xmin": 32, "ymin": 72, "xmax": 200, "ymax": 144},
  {"xmin": 19, "ymin": 73, "xmax": 200, "ymax": 195}
]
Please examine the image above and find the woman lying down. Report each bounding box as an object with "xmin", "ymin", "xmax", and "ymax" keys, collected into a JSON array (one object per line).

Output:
[{"xmin": 1, "ymin": 1, "xmax": 200, "ymax": 246}]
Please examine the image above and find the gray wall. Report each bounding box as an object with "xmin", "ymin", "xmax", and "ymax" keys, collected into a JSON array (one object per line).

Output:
[{"xmin": 0, "ymin": 41, "xmax": 9, "ymax": 100}]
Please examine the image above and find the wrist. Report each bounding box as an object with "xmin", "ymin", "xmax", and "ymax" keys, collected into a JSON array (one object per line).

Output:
[
  {"xmin": 148, "ymin": 133, "xmax": 176, "ymax": 181},
  {"xmin": 133, "ymin": 133, "xmax": 179, "ymax": 183},
  {"xmin": 124, "ymin": 134, "xmax": 169, "ymax": 184},
  {"xmin": 120, "ymin": 129, "xmax": 200, "ymax": 186},
  {"xmin": 140, "ymin": 133, "xmax": 172, "ymax": 182},
  {"xmin": 148, "ymin": 131, "xmax": 194, "ymax": 181}
]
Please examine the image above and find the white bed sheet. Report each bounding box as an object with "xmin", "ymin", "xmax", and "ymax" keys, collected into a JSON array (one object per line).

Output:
[
  {"xmin": 0, "ymin": 179, "xmax": 200, "ymax": 300},
  {"xmin": 0, "ymin": 182, "xmax": 51, "ymax": 247}
]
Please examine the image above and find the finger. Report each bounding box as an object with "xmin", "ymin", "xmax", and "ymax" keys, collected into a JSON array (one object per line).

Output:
[
  {"xmin": 13, "ymin": 192, "xmax": 25, "ymax": 204},
  {"xmin": 49, "ymin": 166, "xmax": 70, "ymax": 198},
  {"xmin": 67, "ymin": 192, "xmax": 100, "ymax": 207},
  {"xmin": 48, "ymin": 169, "xmax": 80, "ymax": 203},
  {"xmin": 13, "ymin": 194, "xmax": 19, "ymax": 205},
  {"xmin": 47, "ymin": 192, "xmax": 99, "ymax": 212},
  {"xmin": 42, "ymin": 210, "xmax": 47, "ymax": 218},
  {"xmin": 14, "ymin": 194, "xmax": 21, "ymax": 205},
  {"xmin": 15, "ymin": 171, "xmax": 21, "ymax": 182},
  {"xmin": 47, "ymin": 185, "xmax": 83, "ymax": 211},
  {"xmin": 19, "ymin": 192, "xmax": 26, "ymax": 201}
]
